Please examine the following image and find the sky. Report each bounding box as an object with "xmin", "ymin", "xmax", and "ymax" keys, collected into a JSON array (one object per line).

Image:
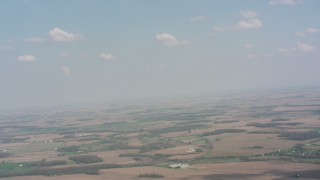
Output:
[{"xmin": 0, "ymin": 0, "xmax": 320, "ymax": 110}]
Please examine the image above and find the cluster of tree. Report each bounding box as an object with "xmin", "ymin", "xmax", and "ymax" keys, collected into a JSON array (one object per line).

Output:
[
  {"xmin": 150, "ymin": 124, "xmax": 208, "ymax": 134},
  {"xmin": 1, "ymin": 137, "xmax": 29, "ymax": 143},
  {"xmin": 246, "ymin": 122, "xmax": 282, "ymax": 128},
  {"xmin": 247, "ymin": 146, "xmax": 263, "ymax": 149},
  {"xmin": 78, "ymin": 136, "xmax": 102, "ymax": 142},
  {"xmin": 0, "ymin": 163, "xmax": 122, "ymax": 178},
  {"xmin": 138, "ymin": 172, "xmax": 164, "ymax": 178},
  {"xmin": 30, "ymin": 159, "xmax": 67, "ymax": 167},
  {"xmin": 57, "ymin": 146, "xmax": 79, "ymax": 152},
  {"xmin": 215, "ymin": 120, "xmax": 239, "ymax": 124},
  {"xmin": 271, "ymin": 118, "xmax": 290, "ymax": 122},
  {"xmin": 139, "ymin": 142, "xmax": 173, "ymax": 153},
  {"xmin": 0, "ymin": 152, "xmax": 11, "ymax": 158},
  {"xmin": 108, "ymin": 142, "xmax": 135, "ymax": 150},
  {"xmin": 68, "ymin": 155, "xmax": 103, "ymax": 164},
  {"xmin": 62, "ymin": 135, "xmax": 75, "ymax": 139},
  {"xmin": 201, "ymin": 129, "xmax": 246, "ymax": 137},
  {"xmin": 285, "ymin": 122, "xmax": 304, "ymax": 126},
  {"xmin": 279, "ymin": 130, "xmax": 320, "ymax": 141},
  {"xmin": 59, "ymin": 131, "xmax": 76, "ymax": 135}
]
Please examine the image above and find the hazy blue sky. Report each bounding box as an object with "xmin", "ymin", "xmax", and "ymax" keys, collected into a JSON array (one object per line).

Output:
[{"xmin": 1, "ymin": 0, "xmax": 320, "ymax": 110}]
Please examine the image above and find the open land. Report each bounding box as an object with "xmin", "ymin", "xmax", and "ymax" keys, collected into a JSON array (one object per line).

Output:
[{"xmin": 0, "ymin": 88, "xmax": 319, "ymax": 179}]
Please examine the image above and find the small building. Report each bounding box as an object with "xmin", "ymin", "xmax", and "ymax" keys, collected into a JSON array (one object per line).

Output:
[
  {"xmin": 186, "ymin": 147, "xmax": 196, "ymax": 153},
  {"xmin": 169, "ymin": 163, "xmax": 190, "ymax": 169}
]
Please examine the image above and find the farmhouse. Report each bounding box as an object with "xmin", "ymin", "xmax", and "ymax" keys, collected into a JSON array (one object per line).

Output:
[
  {"xmin": 186, "ymin": 147, "xmax": 196, "ymax": 153},
  {"xmin": 169, "ymin": 163, "xmax": 190, "ymax": 169}
]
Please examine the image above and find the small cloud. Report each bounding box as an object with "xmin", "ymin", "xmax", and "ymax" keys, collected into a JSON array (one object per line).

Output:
[
  {"xmin": 213, "ymin": 26, "xmax": 227, "ymax": 32},
  {"xmin": 278, "ymin": 47, "xmax": 293, "ymax": 53},
  {"xmin": 240, "ymin": 11, "xmax": 257, "ymax": 19},
  {"xmin": 306, "ymin": 27, "xmax": 319, "ymax": 34},
  {"xmin": 245, "ymin": 43, "xmax": 254, "ymax": 48},
  {"xmin": 61, "ymin": 66, "xmax": 71, "ymax": 77},
  {"xmin": 25, "ymin": 37, "xmax": 46, "ymax": 43},
  {"xmin": 269, "ymin": 0, "xmax": 303, "ymax": 5},
  {"xmin": 235, "ymin": 18, "xmax": 263, "ymax": 30},
  {"xmin": 215, "ymin": 18, "xmax": 262, "ymax": 31},
  {"xmin": 18, "ymin": 55, "xmax": 36, "ymax": 62},
  {"xmin": 0, "ymin": 45, "xmax": 14, "ymax": 52},
  {"xmin": 246, "ymin": 53, "xmax": 275, "ymax": 59},
  {"xmin": 155, "ymin": 33, "xmax": 189, "ymax": 47},
  {"xmin": 59, "ymin": 52, "xmax": 70, "ymax": 58},
  {"xmin": 295, "ymin": 31, "xmax": 305, "ymax": 37},
  {"xmin": 278, "ymin": 48, "xmax": 296, "ymax": 53},
  {"xmin": 214, "ymin": 11, "xmax": 262, "ymax": 32},
  {"xmin": 49, "ymin": 28, "xmax": 83, "ymax": 42},
  {"xmin": 189, "ymin": 16, "xmax": 210, "ymax": 21},
  {"xmin": 246, "ymin": 54, "xmax": 256, "ymax": 59},
  {"xmin": 99, "ymin": 53, "xmax": 115, "ymax": 61},
  {"xmin": 279, "ymin": 41, "xmax": 316, "ymax": 53},
  {"xmin": 296, "ymin": 41, "xmax": 316, "ymax": 52},
  {"xmin": 295, "ymin": 27, "xmax": 319, "ymax": 37}
]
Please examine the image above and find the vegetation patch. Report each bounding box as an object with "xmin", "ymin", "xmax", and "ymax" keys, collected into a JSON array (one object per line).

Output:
[
  {"xmin": 279, "ymin": 130, "xmax": 320, "ymax": 141},
  {"xmin": 57, "ymin": 146, "xmax": 80, "ymax": 152},
  {"xmin": 1, "ymin": 137, "xmax": 29, "ymax": 143},
  {"xmin": 68, "ymin": 155, "xmax": 103, "ymax": 164},
  {"xmin": 271, "ymin": 118, "xmax": 290, "ymax": 122},
  {"xmin": 0, "ymin": 162, "xmax": 123, "ymax": 178},
  {"xmin": 265, "ymin": 143, "xmax": 320, "ymax": 163},
  {"xmin": 139, "ymin": 142, "xmax": 174, "ymax": 153},
  {"xmin": 77, "ymin": 118, "xmax": 95, "ymax": 121},
  {"xmin": 138, "ymin": 172, "xmax": 164, "ymax": 178},
  {"xmin": 0, "ymin": 152, "xmax": 12, "ymax": 158},
  {"xmin": 108, "ymin": 142, "xmax": 136, "ymax": 150},
  {"xmin": 247, "ymin": 122, "xmax": 282, "ymax": 128},
  {"xmin": 29, "ymin": 159, "xmax": 67, "ymax": 167},
  {"xmin": 150, "ymin": 124, "xmax": 209, "ymax": 134},
  {"xmin": 201, "ymin": 129, "xmax": 246, "ymax": 137},
  {"xmin": 285, "ymin": 122, "xmax": 304, "ymax": 126},
  {"xmin": 215, "ymin": 120, "xmax": 239, "ymax": 124},
  {"xmin": 247, "ymin": 146, "xmax": 263, "ymax": 149}
]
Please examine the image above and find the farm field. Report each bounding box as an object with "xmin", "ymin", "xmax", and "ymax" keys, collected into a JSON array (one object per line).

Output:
[{"xmin": 0, "ymin": 88, "xmax": 319, "ymax": 179}]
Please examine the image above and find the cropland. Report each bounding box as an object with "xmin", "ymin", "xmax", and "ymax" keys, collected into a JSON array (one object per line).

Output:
[{"xmin": 0, "ymin": 88, "xmax": 319, "ymax": 179}]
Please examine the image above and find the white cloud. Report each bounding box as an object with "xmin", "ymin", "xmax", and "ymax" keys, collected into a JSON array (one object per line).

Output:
[
  {"xmin": 278, "ymin": 47, "xmax": 293, "ymax": 53},
  {"xmin": 214, "ymin": 11, "xmax": 262, "ymax": 32},
  {"xmin": 246, "ymin": 53, "xmax": 275, "ymax": 59},
  {"xmin": 235, "ymin": 18, "xmax": 263, "ymax": 30},
  {"xmin": 59, "ymin": 52, "xmax": 70, "ymax": 58},
  {"xmin": 279, "ymin": 41, "xmax": 316, "ymax": 53},
  {"xmin": 246, "ymin": 54, "xmax": 256, "ymax": 59},
  {"xmin": 306, "ymin": 27, "xmax": 319, "ymax": 33},
  {"xmin": 99, "ymin": 53, "xmax": 115, "ymax": 61},
  {"xmin": 155, "ymin": 33, "xmax": 189, "ymax": 47},
  {"xmin": 61, "ymin": 66, "xmax": 71, "ymax": 77},
  {"xmin": 49, "ymin": 28, "xmax": 83, "ymax": 42},
  {"xmin": 213, "ymin": 26, "xmax": 227, "ymax": 32},
  {"xmin": 269, "ymin": 0, "xmax": 304, "ymax": 5},
  {"xmin": 25, "ymin": 37, "xmax": 46, "ymax": 43},
  {"xmin": 18, "ymin": 55, "xmax": 36, "ymax": 62},
  {"xmin": 296, "ymin": 41, "xmax": 316, "ymax": 52},
  {"xmin": 295, "ymin": 27, "xmax": 319, "ymax": 37},
  {"xmin": 240, "ymin": 11, "xmax": 257, "ymax": 19},
  {"xmin": 189, "ymin": 16, "xmax": 209, "ymax": 21},
  {"xmin": 214, "ymin": 18, "xmax": 262, "ymax": 31},
  {"xmin": 245, "ymin": 43, "xmax": 254, "ymax": 48},
  {"xmin": 295, "ymin": 31, "xmax": 305, "ymax": 37},
  {"xmin": 0, "ymin": 45, "xmax": 14, "ymax": 52}
]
